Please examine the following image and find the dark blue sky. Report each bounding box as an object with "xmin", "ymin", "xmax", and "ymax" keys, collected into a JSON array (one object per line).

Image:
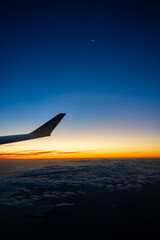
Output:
[{"xmin": 0, "ymin": 0, "xmax": 160, "ymax": 156}]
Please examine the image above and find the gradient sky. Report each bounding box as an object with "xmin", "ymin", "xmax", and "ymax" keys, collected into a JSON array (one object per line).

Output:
[{"xmin": 0, "ymin": 0, "xmax": 160, "ymax": 158}]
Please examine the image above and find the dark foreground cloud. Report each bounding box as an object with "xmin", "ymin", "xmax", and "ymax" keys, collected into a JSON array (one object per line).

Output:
[
  {"xmin": 0, "ymin": 158, "xmax": 160, "ymax": 238},
  {"xmin": 0, "ymin": 159, "xmax": 160, "ymax": 204}
]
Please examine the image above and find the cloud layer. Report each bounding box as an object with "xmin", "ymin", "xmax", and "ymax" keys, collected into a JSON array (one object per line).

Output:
[
  {"xmin": 0, "ymin": 158, "xmax": 160, "ymax": 238},
  {"xmin": 1, "ymin": 158, "xmax": 160, "ymax": 207}
]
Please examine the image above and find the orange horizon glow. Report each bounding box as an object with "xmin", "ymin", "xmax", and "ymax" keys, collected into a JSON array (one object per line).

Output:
[
  {"xmin": 0, "ymin": 127, "xmax": 160, "ymax": 160},
  {"xmin": 0, "ymin": 149, "xmax": 160, "ymax": 160}
]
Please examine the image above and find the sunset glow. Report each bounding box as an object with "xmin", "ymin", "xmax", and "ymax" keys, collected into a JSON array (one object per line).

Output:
[{"xmin": 0, "ymin": 128, "xmax": 160, "ymax": 159}]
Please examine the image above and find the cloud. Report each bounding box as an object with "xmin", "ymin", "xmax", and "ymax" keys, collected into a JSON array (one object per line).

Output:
[
  {"xmin": 0, "ymin": 158, "xmax": 160, "ymax": 205},
  {"xmin": 56, "ymin": 203, "xmax": 75, "ymax": 207},
  {"xmin": 0, "ymin": 158, "xmax": 160, "ymax": 238},
  {"xmin": 0, "ymin": 150, "xmax": 83, "ymax": 159}
]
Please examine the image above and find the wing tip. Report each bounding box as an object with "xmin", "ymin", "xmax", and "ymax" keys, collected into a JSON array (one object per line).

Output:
[
  {"xmin": 31, "ymin": 113, "xmax": 66, "ymax": 137},
  {"xmin": 58, "ymin": 113, "xmax": 66, "ymax": 116}
]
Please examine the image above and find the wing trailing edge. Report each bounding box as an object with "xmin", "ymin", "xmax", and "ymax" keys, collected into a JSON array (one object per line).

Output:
[{"xmin": 0, "ymin": 113, "xmax": 66, "ymax": 145}]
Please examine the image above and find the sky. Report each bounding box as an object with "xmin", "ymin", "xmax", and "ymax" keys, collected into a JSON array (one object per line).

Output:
[{"xmin": 0, "ymin": 0, "xmax": 160, "ymax": 158}]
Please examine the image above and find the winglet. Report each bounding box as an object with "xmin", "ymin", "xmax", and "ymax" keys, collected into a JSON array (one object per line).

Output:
[{"xmin": 31, "ymin": 113, "xmax": 66, "ymax": 137}]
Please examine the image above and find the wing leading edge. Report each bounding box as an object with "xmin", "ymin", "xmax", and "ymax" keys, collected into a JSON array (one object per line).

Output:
[{"xmin": 0, "ymin": 113, "xmax": 66, "ymax": 145}]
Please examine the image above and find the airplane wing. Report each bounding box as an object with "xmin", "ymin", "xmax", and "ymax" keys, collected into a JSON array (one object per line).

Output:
[{"xmin": 0, "ymin": 113, "xmax": 66, "ymax": 145}]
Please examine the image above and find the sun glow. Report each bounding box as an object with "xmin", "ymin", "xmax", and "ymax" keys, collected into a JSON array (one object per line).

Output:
[{"xmin": 0, "ymin": 129, "xmax": 160, "ymax": 159}]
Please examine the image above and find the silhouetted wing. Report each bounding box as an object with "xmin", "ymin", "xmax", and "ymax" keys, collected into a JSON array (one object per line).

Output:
[{"xmin": 0, "ymin": 113, "xmax": 66, "ymax": 145}]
